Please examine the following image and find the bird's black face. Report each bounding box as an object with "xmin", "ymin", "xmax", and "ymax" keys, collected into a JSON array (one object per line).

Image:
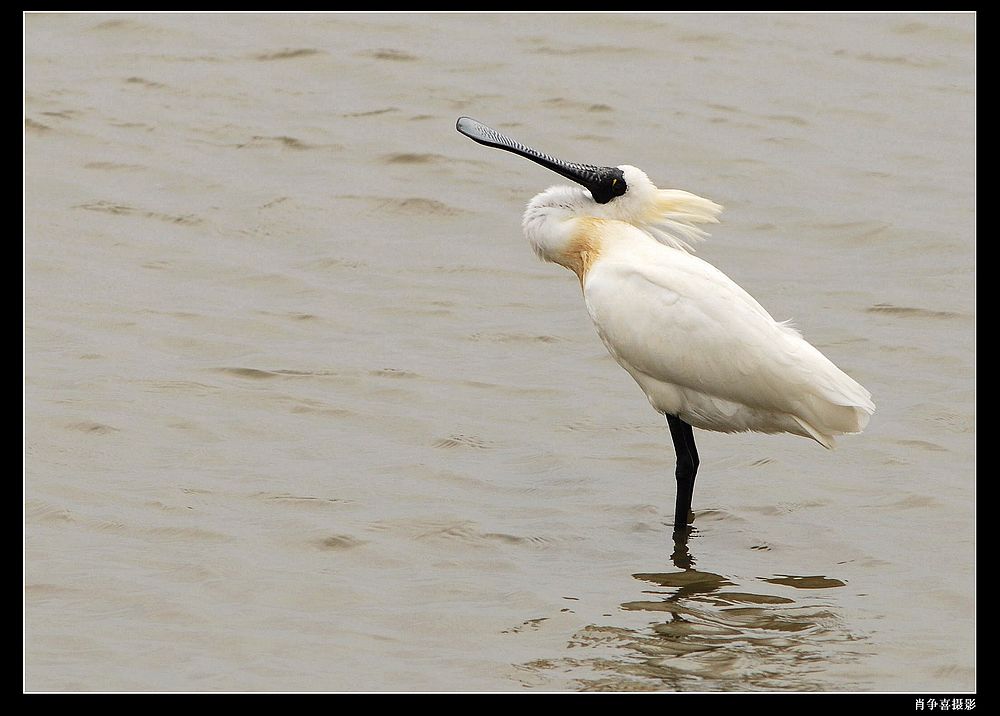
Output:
[
  {"xmin": 456, "ymin": 117, "xmax": 628, "ymax": 205},
  {"xmin": 588, "ymin": 166, "xmax": 628, "ymax": 204}
]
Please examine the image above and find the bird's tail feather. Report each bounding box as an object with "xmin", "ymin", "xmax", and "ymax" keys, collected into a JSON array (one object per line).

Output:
[
  {"xmin": 794, "ymin": 386, "xmax": 875, "ymax": 449},
  {"xmin": 792, "ymin": 416, "xmax": 836, "ymax": 449}
]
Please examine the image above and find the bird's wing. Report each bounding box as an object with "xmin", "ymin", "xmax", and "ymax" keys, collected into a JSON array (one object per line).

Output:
[{"xmin": 582, "ymin": 245, "xmax": 873, "ymax": 433}]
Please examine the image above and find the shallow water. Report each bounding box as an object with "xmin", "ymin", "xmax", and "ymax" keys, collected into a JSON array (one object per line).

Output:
[{"xmin": 24, "ymin": 12, "xmax": 975, "ymax": 691}]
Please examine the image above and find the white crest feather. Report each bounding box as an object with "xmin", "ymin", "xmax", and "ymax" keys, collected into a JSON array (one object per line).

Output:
[{"xmin": 638, "ymin": 189, "xmax": 724, "ymax": 254}]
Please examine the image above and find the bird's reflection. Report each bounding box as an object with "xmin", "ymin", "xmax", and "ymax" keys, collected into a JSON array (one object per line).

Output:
[
  {"xmin": 624, "ymin": 528, "xmax": 740, "ymax": 618},
  {"xmin": 545, "ymin": 531, "xmax": 869, "ymax": 691}
]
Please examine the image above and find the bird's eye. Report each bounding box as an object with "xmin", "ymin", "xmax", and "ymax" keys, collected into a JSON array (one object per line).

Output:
[{"xmin": 612, "ymin": 179, "xmax": 618, "ymax": 187}]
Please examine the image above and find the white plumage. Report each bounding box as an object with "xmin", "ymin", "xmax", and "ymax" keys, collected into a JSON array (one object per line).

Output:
[{"xmin": 522, "ymin": 165, "xmax": 874, "ymax": 449}]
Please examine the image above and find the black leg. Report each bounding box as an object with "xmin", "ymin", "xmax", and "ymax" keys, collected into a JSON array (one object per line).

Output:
[{"xmin": 666, "ymin": 414, "xmax": 699, "ymax": 534}]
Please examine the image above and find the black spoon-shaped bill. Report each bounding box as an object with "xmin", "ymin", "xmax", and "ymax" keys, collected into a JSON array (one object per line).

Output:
[{"xmin": 456, "ymin": 117, "xmax": 626, "ymax": 204}]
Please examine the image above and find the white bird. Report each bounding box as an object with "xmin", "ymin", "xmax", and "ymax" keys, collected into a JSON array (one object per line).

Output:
[{"xmin": 456, "ymin": 117, "xmax": 875, "ymax": 534}]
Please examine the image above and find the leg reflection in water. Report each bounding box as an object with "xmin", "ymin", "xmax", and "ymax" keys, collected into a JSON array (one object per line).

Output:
[{"xmin": 556, "ymin": 530, "xmax": 867, "ymax": 691}]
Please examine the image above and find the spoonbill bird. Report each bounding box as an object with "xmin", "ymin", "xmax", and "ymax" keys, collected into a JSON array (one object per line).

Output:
[{"xmin": 456, "ymin": 117, "xmax": 875, "ymax": 534}]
